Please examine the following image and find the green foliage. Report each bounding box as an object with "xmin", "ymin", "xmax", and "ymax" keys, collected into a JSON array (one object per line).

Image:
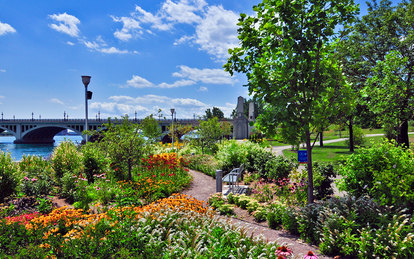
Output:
[
  {"xmin": 265, "ymin": 156, "xmax": 297, "ymax": 181},
  {"xmin": 60, "ymin": 172, "xmax": 78, "ymax": 202},
  {"xmin": 338, "ymin": 140, "xmax": 414, "ymax": 208},
  {"xmin": 51, "ymin": 141, "xmax": 83, "ymax": 180},
  {"xmin": 81, "ymin": 143, "xmax": 108, "ymax": 184},
  {"xmin": 196, "ymin": 117, "xmax": 224, "ymax": 154},
  {"xmin": 141, "ymin": 114, "xmax": 162, "ymax": 142},
  {"xmin": 19, "ymin": 155, "xmax": 54, "ymax": 196},
  {"xmin": 0, "ymin": 151, "xmax": 19, "ymax": 202},
  {"xmin": 313, "ymin": 162, "xmax": 336, "ymax": 200},
  {"xmin": 252, "ymin": 207, "xmax": 267, "ymax": 222},
  {"xmin": 204, "ymin": 107, "xmax": 224, "ymax": 119},
  {"xmin": 182, "ymin": 154, "xmax": 220, "ymax": 178},
  {"xmin": 36, "ymin": 197, "xmax": 52, "ymax": 214},
  {"xmin": 215, "ymin": 140, "xmax": 246, "ymax": 172},
  {"xmin": 98, "ymin": 116, "xmax": 147, "ymax": 181},
  {"xmin": 345, "ymin": 125, "xmax": 365, "ymax": 147}
]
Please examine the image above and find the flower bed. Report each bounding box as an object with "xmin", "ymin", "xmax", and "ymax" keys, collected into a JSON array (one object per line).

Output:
[{"xmin": 1, "ymin": 194, "xmax": 281, "ymax": 258}]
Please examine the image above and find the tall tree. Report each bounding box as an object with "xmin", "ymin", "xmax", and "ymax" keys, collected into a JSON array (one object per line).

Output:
[
  {"xmin": 225, "ymin": 0, "xmax": 357, "ymax": 203},
  {"xmin": 205, "ymin": 107, "xmax": 225, "ymax": 119},
  {"xmin": 340, "ymin": 0, "xmax": 414, "ymax": 147}
]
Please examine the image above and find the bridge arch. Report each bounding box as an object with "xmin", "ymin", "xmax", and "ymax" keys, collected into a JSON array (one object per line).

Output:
[
  {"xmin": 16, "ymin": 125, "xmax": 83, "ymax": 144},
  {"xmin": 0, "ymin": 126, "xmax": 17, "ymax": 138}
]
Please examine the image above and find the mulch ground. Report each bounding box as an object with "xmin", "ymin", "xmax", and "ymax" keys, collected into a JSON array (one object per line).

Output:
[{"xmin": 181, "ymin": 169, "xmax": 332, "ymax": 259}]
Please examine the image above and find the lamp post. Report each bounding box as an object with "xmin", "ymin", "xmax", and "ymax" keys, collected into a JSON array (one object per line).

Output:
[
  {"xmin": 1, "ymin": 112, "xmax": 3, "ymax": 120},
  {"xmin": 135, "ymin": 111, "xmax": 137, "ymax": 122},
  {"xmin": 170, "ymin": 108, "xmax": 175, "ymax": 148},
  {"xmin": 32, "ymin": 112, "xmax": 34, "ymax": 121},
  {"xmin": 82, "ymin": 75, "xmax": 91, "ymax": 142}
]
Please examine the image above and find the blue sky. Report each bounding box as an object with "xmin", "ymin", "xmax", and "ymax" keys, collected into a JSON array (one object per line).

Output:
[{"xmin": 0, "ymin": 0, "xmax": 401, "ymax": 120}]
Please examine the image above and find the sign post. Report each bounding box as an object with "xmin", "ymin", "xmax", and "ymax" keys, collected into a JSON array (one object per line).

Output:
[{"xmin": 298, "ymin": 150, "xmax": 307, "ymax": 164}]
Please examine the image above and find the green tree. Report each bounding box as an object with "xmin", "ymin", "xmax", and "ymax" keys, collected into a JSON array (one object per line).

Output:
[
  {"xmin": 141, "ymin": 114, "xmax": 162, "ymax": 142},
  {"xmin": 204, "ymin": 107, "xmax": 224, "ymax": 119},
  {"xmin": 340, "ymin": 0, "xmax": 414, "ymax": 147},
  {"xmin": 225, "ymin": 0, "xmax": 357, "ymax": 203},
  {"xmin": 197, "ymin": 117, "xmax": 224, "ymax": 154},
  {"xmin": 365, "ymin": 51, "xmax": 414, "ymax": 146},
  {"xmin": 99, "ymin": 116, "xmax": 146, "ymax": 181}
]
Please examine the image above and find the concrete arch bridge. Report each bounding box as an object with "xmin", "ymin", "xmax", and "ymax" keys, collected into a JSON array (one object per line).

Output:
[{"xmin": 0, "ymin": 118, "xmax": 199, "ymax": 144}]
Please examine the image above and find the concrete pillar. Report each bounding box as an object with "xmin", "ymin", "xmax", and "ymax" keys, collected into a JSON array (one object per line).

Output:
[{"xmin": 216, "ymin": 170, "xmax": 222, "ymax": 193}]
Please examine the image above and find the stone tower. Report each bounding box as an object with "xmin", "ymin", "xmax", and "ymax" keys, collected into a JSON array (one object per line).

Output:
[{"xmin": 233, "ymin": 96, "xmax": 249, "ymax": 139}]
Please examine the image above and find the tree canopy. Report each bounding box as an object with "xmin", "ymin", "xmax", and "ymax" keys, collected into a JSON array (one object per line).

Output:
[{"xmin": 225, "ymin": 0, "xmax": 358, "ymax": 203}]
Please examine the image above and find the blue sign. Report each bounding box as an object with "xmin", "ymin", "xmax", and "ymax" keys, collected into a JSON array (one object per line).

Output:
[{"xmin": 298, "ymin": 150, "xmax": 307, "ymax": 163}]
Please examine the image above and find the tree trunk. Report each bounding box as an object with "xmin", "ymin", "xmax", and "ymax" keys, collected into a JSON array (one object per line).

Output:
[
  {"xmin": 398, "ymin": 120, "xmax": 409, "ymax": 148},
  {"xmin": 319, "ymin": 131, "xmax": 323, "ymax": 147},
  {"xmin": 349, "ymin": 117, "xmax": 354, "ymax": 152},
  {"xmin": 305, "ymin": 129, "xmax": 314, "ymax": 204}
]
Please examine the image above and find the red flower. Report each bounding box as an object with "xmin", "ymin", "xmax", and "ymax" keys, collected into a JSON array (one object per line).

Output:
[
  {"xmin": 152, "ymin": 175, "xmax": 156, "ymax": 178},
  {"xmin": 161, "ymin": 173, "xmax": 165, "ymax": 176}
]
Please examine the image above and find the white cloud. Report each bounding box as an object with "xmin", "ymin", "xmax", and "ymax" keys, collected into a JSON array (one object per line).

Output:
[
  {"xmin": 100, "ymin": 47, "xmax": 129, "ymax": 54},
  {"xmin": 173, "ymin": 35, "xmax": 194, "ymax": 46},
  {"xmin": 0, "ymin": 95, "xmax": 4, "ymax": 104},
  {"xmin": 114, "ymin": 2, "xmax": 239, "ymax": 61},
  {"xmin": 126, "ymin": 75, "xmax": 154, "ymax": 88},
  {"xmin": 173, "ymin": 65, "xmax": 234, "ymax": 84},
  {"xmin": 158, "ymin": 79, "xmax": 195, "ymax": 88},
  {"xmin": 161, "ymin": 0, "xmax": 206, "ymax": 24},
  {"xmin": 111, "ymin": 16, "xmax": 142, "ymax": 41},
  {"xmin": 194, "ymin": 5, "xmax": 239, "ymax": 61},
  {"xmin": 0, "ymin": 69, "xmax": 6, "ymax": 73},
  {"xmin": 199, "ymin": 86, "xmax": 208, "ymax": 91},
  {"xmin": 135, "ymin": 6, "xmax": 171, "ymax": 31},
  {"xmin": 82, "ymin": 36, "xmax": 131, "ymax": 54},
  {"xmin": 48, "ymin": 13, "xmax": 80, "ymax": 37},
  {"xmin": 66, "ymin": 41, "xmax": 75, "ymax": 46},
  {"xmin": 104, "ymin": 94, "xmax": 209, "ymax": 118},
  {"xmin": 0, "ymin": 21, "xmax": 16, "ymax": 36},
  {"xmin": 50, "ymin": 98, "xmax": 64, "ymax": 105}
]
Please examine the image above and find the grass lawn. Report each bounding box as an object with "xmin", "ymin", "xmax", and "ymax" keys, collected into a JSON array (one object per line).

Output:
[{"xmin": 282, "ymin": 135, "xmax": 414, "ymax": 163}]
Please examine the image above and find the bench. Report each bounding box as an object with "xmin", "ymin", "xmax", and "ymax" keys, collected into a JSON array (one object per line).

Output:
[{"xmin": 222, "ymin": 164, "xmax": 245, "ymax": 193}]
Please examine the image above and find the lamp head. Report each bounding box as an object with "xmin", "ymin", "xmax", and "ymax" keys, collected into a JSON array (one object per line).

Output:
[
  {"xmin": 81, "ymin": 75, "xmax": 91, "ymax": 87},
  {"xmin": 170, "ymin": 108, "xmax": 175, "ymax": 115}
]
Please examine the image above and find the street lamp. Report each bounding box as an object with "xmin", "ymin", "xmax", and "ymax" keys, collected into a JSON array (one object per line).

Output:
[
  {"xmin": 32, "ymin": 112, "xmax": 34, "ymax": 121},
  {"xmin": 1, "ymin": 112, "xmax": 3, "ymax": 120},
  {"xmin": 82, "ymin": 75, "xmax": 92, "ymax": 142},
  {"xmin": 170, "ymin": 108, "xmax": 175, "ymax": 148}
]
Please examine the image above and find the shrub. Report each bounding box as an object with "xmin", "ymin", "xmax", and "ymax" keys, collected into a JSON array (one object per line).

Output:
[
  {"xmin": 19, "ymin": 155, "xmax": 54, "ymax": 196},
  {"xmin": 0, "ymin": 151, "xmax": 19, "ymax": 202},
  {"xmin": 266, "ymin": 203, "xmax": 285, "ymax": 229},
  {"xmin": 51, "ymin": 141, "xmax": 83, "ymax": 180},
  {"xmin": 296, "ymin": 203, "xmax": 323, "ymax": 244},
  {"xmin": 215, "ymin": 140, "xmax": 246, "ymax": 172},
  {"xmin": 313, "ymin": 162, "xmax": 336, "ymax": 200},
  {"xmin": 253, "ymin": 207, "xmax": 267, "ymax": 222},
  {"xmin": 281, "ymin": 206, "xmax": 299, "ymax": 235},
  {"xmin": 182, "ymin": 154, "xmax": 220, "ymax": 178},
  {"xmin": 265, "ymin": 156, "xmax": 296, "ymax": 181},
  {"xmin": 337, "ymin": 140, "xmax": 414, "ymax": 208},
  {"xmin": 81, "ymin": 143, "xmax": 109, "ymax": 184}
]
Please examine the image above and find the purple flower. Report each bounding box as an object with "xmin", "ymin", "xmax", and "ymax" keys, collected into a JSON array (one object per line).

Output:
[{"xmin": 304, "ymin": 251, "xmax": 318, "ymax": 259}]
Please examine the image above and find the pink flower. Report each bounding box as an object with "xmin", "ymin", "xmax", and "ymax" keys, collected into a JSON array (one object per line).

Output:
[
  {"xmin": 31, "ymin": 177, "xmax": 37, "ymax": 182},
  {"xmin": 24, "ymin": 176, "xmax": 29, "ymax": 181},
  {"xmin": 304, "ymin": 251, "xmax": 318, "ymax": 259},
  {"xmin": 275, "ymin": 246, "xmax": 293, "ymax": 257}
]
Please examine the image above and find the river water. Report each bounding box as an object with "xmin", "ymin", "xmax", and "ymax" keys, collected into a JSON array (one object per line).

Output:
[{"xmin": 0, "ymin": 135, "xmax": 83, "ymax": 161}]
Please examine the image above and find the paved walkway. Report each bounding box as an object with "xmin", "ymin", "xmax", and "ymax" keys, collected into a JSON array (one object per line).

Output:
[{"xmin": 181, "ymin": 169, "xmax": 331, "ymax": 258}]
